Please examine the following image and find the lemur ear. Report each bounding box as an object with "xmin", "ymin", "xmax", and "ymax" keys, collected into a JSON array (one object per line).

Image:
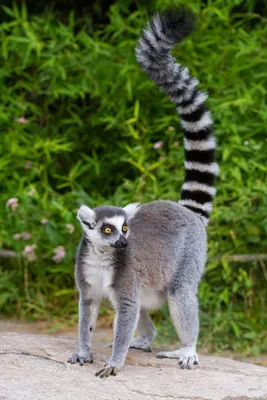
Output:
[
  {"xmin": 123, "ymin": 202, "xmax": 140, "ymax": 221},
  {"xmin": 77, "ymin": 205, "xmax": 96, "ymax": 230}
]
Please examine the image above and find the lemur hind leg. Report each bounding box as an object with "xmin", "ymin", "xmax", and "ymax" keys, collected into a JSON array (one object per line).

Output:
[
  {"xmin": 129, "ymin": 308, "xmax": 156, "ymax": 352},
  {"xmin": 156, "ymin": 284, "xmax": 200, "ymax": 369}
]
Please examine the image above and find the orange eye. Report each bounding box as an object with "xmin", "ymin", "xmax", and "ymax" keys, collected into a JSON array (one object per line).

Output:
[
  {"xmin": 122, "ymin": 226, "xmax": 128, "ymax": 232},
  {"xmin": 104, "ymin": 227, "xmax": 112, "ymax": 234}
]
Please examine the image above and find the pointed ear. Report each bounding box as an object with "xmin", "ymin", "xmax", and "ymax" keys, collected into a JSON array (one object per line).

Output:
[
  {"xmin": 77, "ymin": 205, "xmax": 96, "ymax": 230},
  {"xmin": 123, "ymin": 202, "xmax": 140, "ymax": 221}
]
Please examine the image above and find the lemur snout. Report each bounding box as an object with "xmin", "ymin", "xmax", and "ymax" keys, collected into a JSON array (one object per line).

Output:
[{"xmin": 114, "ymin": 235, "xmax": 128, "ymax": 249}]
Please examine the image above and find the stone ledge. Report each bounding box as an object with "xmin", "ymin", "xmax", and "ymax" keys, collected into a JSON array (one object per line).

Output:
[{"xmin": 0, "ymin": 332, "xmax": 266, "ymax": 400}]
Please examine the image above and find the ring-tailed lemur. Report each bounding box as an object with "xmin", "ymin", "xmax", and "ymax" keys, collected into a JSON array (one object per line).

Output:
[{"xmin": 68, "ymin": 10, "xmax": 218, "ymax": 378}]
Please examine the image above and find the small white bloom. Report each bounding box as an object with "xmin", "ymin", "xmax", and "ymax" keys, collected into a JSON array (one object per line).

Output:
[
  {"xmin": 153, "ymin": 140, "xmax": 164, "ymax": 150},
  {"xmin": 21, "ymin": 232, "xmax": 32, "ymax": 240},
  {"xmin": 66, "ymin": 224, "xmax": 75, "ymax": 234},
  {"xmin": 6, "ymin": 198, "xmax": 19, "ymax": 210},
  {"xmin": 52, "ymin": 246, "xmax": 66, "ymax": 263},
  {"xmin": 23, "ymin": 244, "xmax": 37, "ymax": 262},
  {"xmin": 15, "ymin": 117, "xmax": 29, "ymax": 124}
]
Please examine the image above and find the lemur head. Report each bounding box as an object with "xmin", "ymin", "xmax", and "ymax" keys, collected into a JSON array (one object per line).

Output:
[{"xmin": 77, "ymin": 203, "xmax": 139, "ymax": 250}]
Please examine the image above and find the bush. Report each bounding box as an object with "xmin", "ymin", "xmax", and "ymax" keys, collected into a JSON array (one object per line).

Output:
[{"xmin": 0, "ymin": 0, "xmax": 266, "ymax": 354}]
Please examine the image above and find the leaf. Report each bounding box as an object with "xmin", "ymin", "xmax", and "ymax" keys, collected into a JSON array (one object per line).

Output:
[
  {"xmin": 231, "ymin": 321, "xmax": 240, "ymax": 338},
  {"xmin": 134, "ymin": 100, "xmax": 139, "ymax": 120}
]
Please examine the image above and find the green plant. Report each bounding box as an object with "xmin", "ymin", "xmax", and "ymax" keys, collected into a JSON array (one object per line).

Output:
[{"xmin": 0, "ymin": 0, "xmax": 266, "ymax": 354}]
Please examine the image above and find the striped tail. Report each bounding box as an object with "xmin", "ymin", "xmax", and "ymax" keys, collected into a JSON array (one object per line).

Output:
[{"xmin": 136, "ymin": 10, "xmax": 218, "ymax": 226}]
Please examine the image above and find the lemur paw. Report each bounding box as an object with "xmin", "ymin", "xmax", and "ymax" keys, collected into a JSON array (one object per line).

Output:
[
  {"xmin": 67, "ymin": 351, "xmax": 93, "ymax": 366},
  {"xmin": 95, "ymin": 358, "xmax": 121, "ymax": 378},
  {"xmin": 129, "ymin": 336, "xmax": 153, "ymax": 352},
  {"xmin": 156, "ymin": 347, "xmax": 199, "ymax": 369},
  {"xmin": 178, "ymin": 354, "xmax": 199, "ymax": 369},
  {"xmin": 95, "ymin": 366, "xmax": 120, "ymax": 378}
]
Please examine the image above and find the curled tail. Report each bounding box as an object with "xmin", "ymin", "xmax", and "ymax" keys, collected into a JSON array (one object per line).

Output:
[{"xmin": 136, "ymin": 10, "xmax": 218, "ymax": 226}]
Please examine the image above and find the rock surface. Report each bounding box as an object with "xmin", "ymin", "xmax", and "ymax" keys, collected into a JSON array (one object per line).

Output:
[{"xmin": 0, "ymin": 332, "xmax": 266, "ymax": 400}]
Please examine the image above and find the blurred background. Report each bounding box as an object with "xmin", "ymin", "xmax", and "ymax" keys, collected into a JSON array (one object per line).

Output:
[{"xmin": 0, "ymin": 0, "xmax": 267, "ymax": 357}]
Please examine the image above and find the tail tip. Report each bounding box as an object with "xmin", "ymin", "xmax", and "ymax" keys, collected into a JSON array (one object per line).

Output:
[{"xmin": 155, "ymin": 9, "xmax": 195, "ymax": 41}]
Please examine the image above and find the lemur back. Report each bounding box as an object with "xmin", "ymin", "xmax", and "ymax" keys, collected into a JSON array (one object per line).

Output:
[{"xmin": 68, "ymin": 10, "xmax": 217, "ymax": 378}]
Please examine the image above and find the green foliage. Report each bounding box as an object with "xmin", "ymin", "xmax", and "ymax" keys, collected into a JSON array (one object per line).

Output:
[{"xmin": 0, "ymin": 1, "xmax": 266, "ymax": 354}]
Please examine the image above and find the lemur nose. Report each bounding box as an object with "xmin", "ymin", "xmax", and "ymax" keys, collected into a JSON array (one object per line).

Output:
[
  {"xmin": 114, "ymin": 236, "xmax": 128, "ymax": 249},
  {"xmin": 120, "ymin": 240, "xmax": 128, "ymax": 248}
]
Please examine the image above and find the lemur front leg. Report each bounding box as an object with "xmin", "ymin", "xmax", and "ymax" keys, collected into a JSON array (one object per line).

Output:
[
  {"xmin": 68, "ymin": 295, "xmax": 100, "ymax": 366},
  {"xmin": 96, "ymin": 291, "xmax": 139, "ymax": 378}
]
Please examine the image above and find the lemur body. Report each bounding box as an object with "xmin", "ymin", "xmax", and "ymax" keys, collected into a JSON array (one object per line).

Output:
[{"xmin": 68, "ymin": 11, "xmax": 218, "ymax": 378}]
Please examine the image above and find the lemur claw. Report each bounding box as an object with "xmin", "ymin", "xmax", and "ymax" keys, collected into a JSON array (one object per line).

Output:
[
  {"xmin": 95, "ymin": 366, "xmax": 119, "ymax": 378},
  {"xmin": 67, "ymin": 352, "xmax": 93, "ymax": 366},
  {"xmin": 179, "ymin": 354, "xmax": 199, "ymax": 369}
]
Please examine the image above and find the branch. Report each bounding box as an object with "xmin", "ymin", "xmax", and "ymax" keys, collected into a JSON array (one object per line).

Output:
[
  {"xmin": 210, "ymin": 254, "xmax": 267, "ymax": 263},
  {"xmin": 0, "ymin": 249, "xmax": 19, "ymax": 258},
  {"xmin": 1, "ymin": 248, "xmax": 267, "ymax": 264}
]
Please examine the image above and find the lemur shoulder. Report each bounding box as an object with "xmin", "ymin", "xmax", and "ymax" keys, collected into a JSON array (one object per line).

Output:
[{"xmin": 68, "ymin": 10, "xmax": 218, "ymax": 378}]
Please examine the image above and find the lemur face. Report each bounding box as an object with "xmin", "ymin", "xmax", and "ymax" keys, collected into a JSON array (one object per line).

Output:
[
  {"xmin": 77, "ymin": 205, "xmax": 129, "ymax": 250},
  {"xmin": 90, "ymin": 215, "xmax": 129, "ymax": 249}
]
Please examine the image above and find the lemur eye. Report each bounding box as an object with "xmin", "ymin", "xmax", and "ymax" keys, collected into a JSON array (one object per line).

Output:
[
  {"xmin": 122, "ymin": 226, "xmax": 128, "ymax": 232},
  {"xmin": 104, "ymin": 227, "xmax": 112, "ymax": 234}
]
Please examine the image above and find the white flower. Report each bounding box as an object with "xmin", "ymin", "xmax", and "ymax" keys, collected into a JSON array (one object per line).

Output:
[
  {"xmin": 15, "ymin": 117, "xmax": 29, "ymax": 124},
  {"xmin": 52, "ymin": 246, "xmax": 66, "ymax": 263},
  {"xmin": 21, "ymin": 232, "xmax": 31, "ymax": 240},
  {"xmin": 66, "ymin": 224, "xmax": 75, "ymax": 234},
  {"xmin": 6, "ymin": 198, "xmax": 19, "ymax": 210},
  {"xmin": 13, "ymin": 232, "xmax": 32, "ymax": 240},
  {"xmin": 23, "ymin": 244, "xmax": 37, "ymax": 262},
  {"xmin": 153, "ymin": 140, "xmax": 164, "ymax": 150}
]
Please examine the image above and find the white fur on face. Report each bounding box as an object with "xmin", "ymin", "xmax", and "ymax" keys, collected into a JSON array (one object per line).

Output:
[
  {"xmin": 82, "ymin": 224, "xmax": 106, "ymax": 248},
  {"xmin": 104, "ymin": 215, "xmax": 125, "ymax": 229},
  {"xmin": 104, "ymin": 216, "xmax": 129, "ymax": 239},
  {"xmin": 78, "ymin": 213, "xmax": 128, "ymax": 248}
]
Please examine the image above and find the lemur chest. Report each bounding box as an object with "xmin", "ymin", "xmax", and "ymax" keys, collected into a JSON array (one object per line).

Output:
[{"xmin": 83, "ymin": 252, "xmax": 114, "ymax": 296}]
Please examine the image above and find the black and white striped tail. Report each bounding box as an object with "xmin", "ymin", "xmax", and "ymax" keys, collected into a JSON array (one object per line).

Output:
[{"xmin": 136, "ymin": 10, "xmax": 218, "ymax": 226}]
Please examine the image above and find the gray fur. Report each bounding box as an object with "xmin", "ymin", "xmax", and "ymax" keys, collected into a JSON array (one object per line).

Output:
[
  {"xmin": 130, "ymin": 306, "xmax": 157, "ymax": 352},
  {"xmin": 68, "ymin": 201, "xmax": 206, "ymax": 376},
  {"xmin": 68, "ymin": 9, "xmax": 216, "ymax": 378}
]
